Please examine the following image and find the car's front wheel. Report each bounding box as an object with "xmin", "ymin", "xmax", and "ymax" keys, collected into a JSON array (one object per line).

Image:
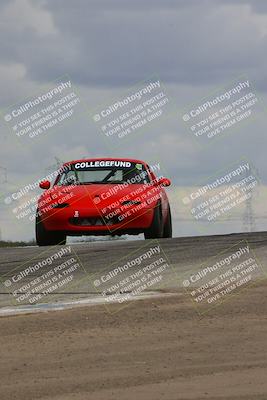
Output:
[
  {"xmin": 36, "ymin": 212, "xmax": 66, "ymax": 246},
  {"xmin": 144, "ymin": 203, "xmax": 164, "ymax": 239}
]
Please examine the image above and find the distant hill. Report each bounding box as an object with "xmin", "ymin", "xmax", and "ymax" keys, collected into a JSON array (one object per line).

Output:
[
  {"xmin": 0, "ymin": 240, "xmax": 36, "ymax": 247},
  {"xmin": 0, "ymin": 236, "xmax": 127, "ymax": 247}
]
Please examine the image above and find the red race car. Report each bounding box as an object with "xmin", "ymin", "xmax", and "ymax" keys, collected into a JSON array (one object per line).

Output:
[{"xmin": 36, "ymin": 158, "xmax": 172, "ymax": 246}]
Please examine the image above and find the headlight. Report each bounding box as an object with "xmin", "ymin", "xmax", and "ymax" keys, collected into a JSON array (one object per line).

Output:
[
  {"xmin": 51, "ymin": 203, "xmax": 69, "ymax": 209},
  {"xmin": 121, "ymin": 200, "xmax": 141, "ymax": 205}
]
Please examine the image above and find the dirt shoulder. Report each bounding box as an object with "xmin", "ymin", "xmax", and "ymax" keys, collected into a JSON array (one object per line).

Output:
[{"xmin": 1, "ymin": 283, "xmax": 267, "ymax": 400}]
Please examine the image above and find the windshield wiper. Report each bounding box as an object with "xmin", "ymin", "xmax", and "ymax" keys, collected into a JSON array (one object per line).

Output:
[
  {"xmin": 80, "ymin": 182, "xmax": 98, "ymax": 185},
  {"xmin": 80, "ymin": 181, "xmax": 127, "ymax": 185}
]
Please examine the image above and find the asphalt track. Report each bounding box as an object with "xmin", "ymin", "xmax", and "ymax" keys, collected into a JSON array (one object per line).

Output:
[
  {"xmin": 1, "ymin": 231, "xmax": 267, "ymax": 312},
  {"xmin": 1, "ymin": 232, "xmax": 267, "ymax": 400}
]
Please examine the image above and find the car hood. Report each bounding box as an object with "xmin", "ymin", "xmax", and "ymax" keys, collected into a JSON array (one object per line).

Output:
[{"xmin": 50, "ymin": 183, "xmax": 160, "ymax": 208}]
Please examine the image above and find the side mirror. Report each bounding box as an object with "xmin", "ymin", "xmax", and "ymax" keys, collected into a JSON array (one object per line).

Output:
[
  {"xmin": 39, "ymin": 180, "xmax": 51, "ymax": 190},
  {"xmin": 157, "ymin": 177, "xmax": 171, "ymax": 187}
]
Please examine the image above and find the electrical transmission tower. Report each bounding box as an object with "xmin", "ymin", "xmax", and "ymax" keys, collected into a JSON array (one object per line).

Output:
[
  {"xmin": 0, "ymin": 166, "xmax": 8, "ymax": 242},
  {"xmin": 242, "ymin": 168, "xmax": 258, "ymax": 233},
  {"xmin": 44, "ymin": 157, "xmax": 64, "ymax": 175},
  {"xmin": 0, "ymin": 166, "xmax": 7, "ymax": 183}
]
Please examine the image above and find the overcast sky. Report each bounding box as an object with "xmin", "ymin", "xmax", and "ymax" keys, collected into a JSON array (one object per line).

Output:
[{"xmin": 0, "ymin": 0, "xmax": 267, "ymax": 241}]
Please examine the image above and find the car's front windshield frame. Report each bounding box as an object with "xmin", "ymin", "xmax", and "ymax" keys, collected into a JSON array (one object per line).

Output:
[{"xmin": 55, "ymin": 162, "xmax": 151, "ymax": 186}]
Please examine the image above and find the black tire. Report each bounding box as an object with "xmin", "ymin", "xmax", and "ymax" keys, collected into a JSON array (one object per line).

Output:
[
  {"xmin": 36, "ymin": 212, "xmax": 66, "ymax": 246},
  {"xmin": 163, "ymin": 205, "xmax": 172, "ymax": 238},
  {"xmin": 144, "ymin": 203, "xmax": 164, "ymax": 239}
]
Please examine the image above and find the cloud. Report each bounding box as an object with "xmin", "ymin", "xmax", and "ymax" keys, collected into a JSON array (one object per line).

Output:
[
  {"xmin": 1, "ymin": 0, "xmax": 57, "ymax": 36},
  {"xmin": 0, "ymin": 0, "xmax": 266, "ymax": 89},
  {"xmin": 18, "ymin": 0, "xmax": 267, "ymax": 89},
  {"xmin": 0, "ymin": 0, "xmax": 267, "ymax": 240}
]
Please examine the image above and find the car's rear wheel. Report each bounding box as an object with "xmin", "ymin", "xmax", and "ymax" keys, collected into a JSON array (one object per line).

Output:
[
  {"xmin": 163, "ymin": 204, "xmax": 172, "ymax": 238},
  {"xmin": 36, "ymin": 212, "xmax": 66, "ymax": 246},
  {"xmin": 144, "ymin": 203, "xmax": 164, "ymax": 239}
]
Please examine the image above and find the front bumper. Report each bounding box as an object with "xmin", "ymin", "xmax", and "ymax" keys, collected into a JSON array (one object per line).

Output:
[{"xmin": 39, "ymin": 205, "xmax": 155, "ymax": 234}]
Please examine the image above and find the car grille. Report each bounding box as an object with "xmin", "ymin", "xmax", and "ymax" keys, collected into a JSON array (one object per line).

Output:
[{"xmin": 69, "ymin": 216, "xmax": 119, "ymax": 226}]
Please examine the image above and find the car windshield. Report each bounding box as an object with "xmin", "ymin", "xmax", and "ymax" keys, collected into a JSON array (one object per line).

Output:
[{"xmin": 56, "ymin": 161, "xmax": 151, "ymax": 186}]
